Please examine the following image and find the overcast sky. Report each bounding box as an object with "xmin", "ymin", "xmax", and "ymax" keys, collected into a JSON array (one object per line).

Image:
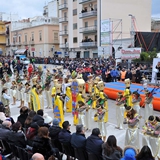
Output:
[{"xmin": 0, "ymin": 0, "xmax": 159, "ymax": 19}]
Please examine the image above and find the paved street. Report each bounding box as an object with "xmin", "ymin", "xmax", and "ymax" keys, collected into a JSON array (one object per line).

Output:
[{"xmin": 8, "ymin": 64, "xmax": 159, "ymax": 159}]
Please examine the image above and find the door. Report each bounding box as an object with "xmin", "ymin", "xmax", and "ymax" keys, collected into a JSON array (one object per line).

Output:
[
  {"xmin": 84, "ymin": 51, "xmax": 89, "ymax": 58},
  {"xmin": 76, "ymin": 52, "xmax": 81, "ymax": 58}
]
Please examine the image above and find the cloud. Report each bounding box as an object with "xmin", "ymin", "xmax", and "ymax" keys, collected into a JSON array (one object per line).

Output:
[
  {"xmin": 152, "ymin": 0, "xmax": 160, "ymax": 17},
  {"xmin": 0, "ymin": 0, "xmax": 46, "ymax": 19}
]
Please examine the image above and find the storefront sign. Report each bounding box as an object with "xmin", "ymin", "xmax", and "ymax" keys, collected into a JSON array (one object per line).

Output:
[{"xmin": 121, "ymin": 48, "xmax": 141, "ymax": 59}]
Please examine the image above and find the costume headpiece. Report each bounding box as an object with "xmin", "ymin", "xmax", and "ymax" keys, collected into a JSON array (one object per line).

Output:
[{"xmin": 125, "ymin": 106, "xmax": 132, "ymax": 112}]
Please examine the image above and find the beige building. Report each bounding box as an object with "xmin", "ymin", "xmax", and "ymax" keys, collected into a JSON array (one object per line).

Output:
[
  {"xmin": 9, "ymin": 17, "xmax": 59, "ymax": 57},
  {"xmin": 59, "ymin": 0, "xmax": 151, "ymax": 58}
]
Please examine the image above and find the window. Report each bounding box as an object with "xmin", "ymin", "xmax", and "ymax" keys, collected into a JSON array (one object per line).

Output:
[
  {"xmin": 39, "ymin": 32, "xmax": 42, "ymax": 41},
  {"xmin": 73, "ymin": 37, "xmax": 77, "ymax": 43},
  {"xmin": 19, "ymin": 36, "xmax": 21, "ymax": 43},
  {"xmin": 73, "ymin": 9, "xmax": 77, "ymax": 16},
  {"xmin": 54, "ymin": 33, "xmax": 58, "ymax": 40},
  {"xmin": 73, "ymin": 23, "xmax": 77, "ymax": 30},
  {"xmin": 64, "ymin": 38, "xmax": 67, "ymax": 43},
  {"xmin": 25, "ymin": 35, "xmax": 27, "ymax": 42},
  {"xmin": 94, "ymin": 20, "xmax": 97, "ymax": 26},
  {"xmin": 84, "ymin": 22, "xmax": 88, "ymax": 27},
  {"xmin": 64, "ymin": 25, "xmax": 67, "ymax": 31},
  {"xmin": 32, "ymin": 33, "xmax": 34, "ymax": 41},
  {"xmin": 64, "ymin": 12, "xmax": 67, "ymax": 17}
]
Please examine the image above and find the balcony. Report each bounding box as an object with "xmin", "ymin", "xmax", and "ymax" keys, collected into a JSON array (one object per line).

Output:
[
  {"xmin": 11, "ymin": 42, "xmax": 16, "ymax": 46},
  {"xmin": 80, "ymin": 42, "xmax": 97, "ymax": 48},
  {"xmin": 53, "ymin": 39, "xmax": 59, "ymax": 44},
  {"xmin": 29, "ymin": 40, "xmax": 35, "ymax": 45},
  {"xmin": 60, "ymin": 43, "xmax": 69, "ymax": 49},
  {"xmin": 79, "ymin": 0, "xmax": 97, "ymax": 4},
  {"xmin": 79, "ymin": 25, "xmax": 97, "ymax": 34},
  {"xmin": 59, "ymin": 30, "xmax": 68, "ymax": 36},
  {"xmin": 0, "ymin": 31, "xmax": 5, "ymax": 35},
  {"xmin": 59, "ymin": 3, "xmax": 68, "ymax": 10},
  {"xmin": 43, "ymin": 11, "xmax": 48, "ymax": 16},
  {"xmin": 16, "ymin": 42, "xmax": 22, "ymax": 46},
  {"xmin": 79, "ymin": 11, "xmax": 97, "ymax": 19},
  {"xmin": 23, "ymin": 41, "xmax": 28, "ymax": 45},
  {"xmin": 6, "ymin": 43, "xmax": 10, "ymax": 47},
  {"xmin": 59, "ymin": 17, "xmax": 68, "ymax": 23}
]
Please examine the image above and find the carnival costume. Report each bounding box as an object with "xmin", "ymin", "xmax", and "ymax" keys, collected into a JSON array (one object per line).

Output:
[
  {"xmin": 144, "ymin": 90, "xmax": 153, "ymax": 121},
  {"xmin": 36, "ymin": 84, "xmax": 44, "ymax": 110},
  {"xmin": 10, "ymin": 81, "xmax": 17, "ymax": 105},
  {"xmin": 116, "ymin": 92, "xmax": 125, "ymax": 129},
  {"xmin": 124, "ymin": 106, "xmax": 140, "ymax": 150},
  {"xmin": 19, "ymin": 82, "xmax": 25, "ymax": 108},
  {"xmin": 24, "ymin": 83, "xmax": 31, "ymax": 109},
  {"xmin": 45, "ymin": 80, "xmax": 52, "ymax": 109},
  {"xmin": 132, "ymin": 91, "xmax": 141, "ymax": 115},
  {"xmin": 142, "ymin": 116, "xmax": 160, "ymax": 159},
  {"xmin": 94, "ymin": 105, "xmax": 107, "ymax": 141}
]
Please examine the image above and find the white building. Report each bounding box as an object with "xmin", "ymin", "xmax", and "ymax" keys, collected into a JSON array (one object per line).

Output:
[{"xmin": 43, "ymin": 0, "xmax": 59, "ymax": 18}]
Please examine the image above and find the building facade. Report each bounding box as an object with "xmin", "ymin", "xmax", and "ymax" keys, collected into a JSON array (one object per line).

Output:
[
  {"xmin": 9, "ymin": 17, "xmax": 59, "ymax": 57},
  {"xmin": 0, "ymin": 21, "xmax": 6, "ymax": 55},
  {"xmin": 59, "ymin": 0, "xmax": 151, "ymax": 58}
]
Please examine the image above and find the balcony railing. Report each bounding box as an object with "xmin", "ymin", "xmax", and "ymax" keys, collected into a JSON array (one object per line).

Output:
[
  {"xmin": 59, "ymin": 3, "xmax": 68, "ymax": 10},
  {"xmin": 59, "ymin": 17, "xmax": 68, "ymax": 23},
  {"xmin": 53, "ymin": 39, "xmax": 59, "ymax": 44},
  {"xmin": 16, "ymin": 42, "xmax": 21, "ymax": 46},
  {"xmin": 79, "ymin": 11, "xmax": 97, "ymax": 19},
  {"xmin": 11, "ymin": 42, "xmax": 16, "ymax": 46},
  {"xmin": 29, "ymin": 41, "xmax": 35, "ymax": 45},
  {"xmin": 80, "ymin": 42, "xmax": 97, "ymax": 48},
  {"xmin": 60, "ymin": 43, "xmax": 69, "ymax": 49},
  {"xmin": 0, "ymin": 31, "xmax": 5, "ymax": 35},
  {"xmin": 79, "ymin": 25, "xmax": 97, "ymax": 33},
  {"xmin": 79, "ymin": 0, "xmax": 96, "ymax": 4},
  {"xmin": 23, "ymin": 41, "xmax": 28, "ymax": 45},
  {"xmin": 59, "ymin": 30, "xmax": 68, "ymax": 36}
]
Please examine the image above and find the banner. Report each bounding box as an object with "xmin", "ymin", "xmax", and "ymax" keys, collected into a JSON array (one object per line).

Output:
[{"xmin": 151, "ymin": 58, "xmax": 160, "ymax": 83}]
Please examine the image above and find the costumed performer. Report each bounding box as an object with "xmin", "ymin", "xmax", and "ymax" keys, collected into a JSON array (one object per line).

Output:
[
  {"xmin": 132, "ymin": 90, "xmax": 141, "ymax": 115},
  {"xmin": 87, "ymin": 73, "xmax": 93, "ymax": 96},
  {"xmin": 144, "ymin": 90, "xmax": 153, "ymax": 121},
  {"xmin": 18, "ymin": 82, "xmax": 25, "ymax": 108},
  {"xmin": 45, "ymin": 79, "xmax": 52, "ymax": 109},
  {"xmin": 142, "ymin": 115, "xmax": 160, "ymax": 159},
  {"xmin": 123, "ymin": 106, "xmax": 140, "ymax": 150},
  {"xmin": 24, "ymin": 82, "xmax": 31, "ymax": 109},
  {"xmin": 116, "ymin": 92, "xmax": 125, "ymax": 129},
  {"xmin": 36, "ymin": 84, "xmax": 44, "ymax": 110},
  {"xmin": 94, "ymin": 105, "xmax": 107, "ymax": 141},
  {"xmin": 10, "ymin": 81, "xmax": 17, "ymax": 105}
]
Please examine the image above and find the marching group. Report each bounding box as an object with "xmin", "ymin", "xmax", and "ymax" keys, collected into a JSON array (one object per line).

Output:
[{"xmin": 0, "ymin": 56, "xmax": 159, "ymax": 160}]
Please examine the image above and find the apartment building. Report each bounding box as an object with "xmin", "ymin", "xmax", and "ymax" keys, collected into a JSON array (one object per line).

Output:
[
  {"xmin": 0, "ymin": 21, "xmax": 6, "ymax": 55},
  {"xmin": 9, "ymin": 17, "xmax": 59, "ymax": 57},
  {"xmin": 59, "ymin": 0, "xmax": 151, "ymax": 58}
]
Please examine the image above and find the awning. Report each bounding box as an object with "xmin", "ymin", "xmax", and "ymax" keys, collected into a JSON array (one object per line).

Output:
[
  {"xmin": 15, "ymin": 49, "xmax": 27, "ymax": 54},
  {"xmin": 0, "ymin": 48, "xmax": 2, "ymax": 55}
]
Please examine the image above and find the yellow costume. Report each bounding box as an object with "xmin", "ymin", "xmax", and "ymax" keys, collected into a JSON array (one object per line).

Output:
[
  {"xmin": 54, "ymin": 95, "xmax": 64, "ymax": 127},
  {"xmin": 66, "ymin": 87, "xmax": 72, "ymax": 113},
  {"xmin": 30, "ymin": 87, "xmax": 41, "ymax": 111}
]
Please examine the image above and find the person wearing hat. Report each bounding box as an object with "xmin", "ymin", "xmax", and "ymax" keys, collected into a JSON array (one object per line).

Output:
[
  {"xmin": 44, "ymin": 80, "xmax": 52, "ymax": 109},
  {"xmin": 43, "ymin": 113, "xmax": 53, "ymax": 125},
  {"xmin": 121, "ymin": 145, "xmax": 138, "ymax": 160},
  {"xmin": 116, "ymin": 92, "xmax": 125, "ymax": 130},
  {"xmin": 144, "ymin": 90, "xmax": 153, "ymax": 121},
  {"xmin": 87, "ymin": 73, "xmax": 93, "ymax": 96},
  {"xmin": 36, "ymin": 84, "xmax": 44, "ymax": 110},
  {"xmin": 142, "ymin": 116, "xmax": 160, "ymax": 159},
  {"xmin": 94, "ymin": 105, "xmax": 107, "ymax": 141},
  {"xmin": 132, "ymin": 91, "xmax": 141, "ymax": 115},
  {"xmin": 24, "ymin": 82, "xmax": 31, "ymax": 109},
  {"xmin": 123, "ymin": 106, "xmax": 140, "ymax": 150},
  {"xmin": 123, "ymin": 79, "xmax": 133, "ymax": 107},
  {"xmin": 10, "ymin": 81, "xmax": 17, "ymax": 105},
  {"xmin": 18, "ymin": 82, "xmax": 25, "ymax": 108}
]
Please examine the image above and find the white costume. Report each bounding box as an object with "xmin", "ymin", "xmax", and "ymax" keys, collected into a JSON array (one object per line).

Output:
[{"xmin": 116, "ymin": 103, "xmax": 125, "ymax": 129}]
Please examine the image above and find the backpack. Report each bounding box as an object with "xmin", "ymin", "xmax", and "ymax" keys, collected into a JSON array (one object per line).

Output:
[{"xmin": 26, "ymin": 127, "xmax": 37, "ymax": 139}]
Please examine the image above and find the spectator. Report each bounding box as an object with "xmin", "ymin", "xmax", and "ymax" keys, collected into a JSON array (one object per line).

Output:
[
  {"xmin": 7, "ymin": 121, "xmax": 26, "ymax": 148},
  {"xmin": 58, "ymin": 121, "xmax": 71, "ymax": 143},
  {"xmin": 110, "ymin": 68, "xmax": 119, "ymax": 82},
  {"xmin": 31, "ymin": 153, "xmax": 45, "ymax": 160},
  {"xmin": 135, "ymin": 146, "xmax": 155, "ymax": 160},
  {"xmin": 32, "ymin": 127, "xmax": 61, "ymax": 160},
  {"xmin": 70, "ymin": 124, "xmax": 86, "ymax": 149},
  {"xmin": 32, "ymin": 109, "xmax": 44, "ymax": 127},
  {"xmin": 102, "ymin": 135, "xmax": 122, "ymax": 160},
  {"xmin": 24, "ymin": 110, "xmax": 36, "ymax": 129},
  {"xmin": 0, "ymin": 102, "xmax": 6, "ymax": 122},
  {"xmin": 49, "ymin": 118, "xmax": 62, "ymax": 141},
  {"xmin": 135, "ymin": 67, "xmax": 141, "ymax": 83},
  {"xmin": 121, "ymin": 146, "xmax": 137, "ymax": 160},
  {"xmin": 17, "ymin": 106, "xmax": 29, "ymax": 128},
  {"xmin": 0, "ymin": 120, "xmax": 11, "ymax": 140},
  {"xmin": 86, "ymin": 128, "xmax": 103, "ymax": 158},
  {"xmin": 125, "ymin": 69, "xmax": 132, "ymax": 81},
  {"xmin": 120, "ymin": 68, "xmax": 126, "ymax": 81}
]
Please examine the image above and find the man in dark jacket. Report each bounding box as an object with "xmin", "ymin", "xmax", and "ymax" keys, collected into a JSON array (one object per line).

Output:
[
  {"xmin": 70, "ymin": 125, "xmax": 86, "ymax": 149},
  {"xmin": 125, "ymin": 69, "xmax": 132, "ymax": 81},
  {"xmin": 86, "ymin": 128, "xmax": 104, "ymax": 157},
  {"xmin": 0, "ymin": 120, "xmax": 12, "ymax": 140},
  {"xmin": 32, "ymin": 109, "xmax": 44, "ymax": 127},
  {"xmin": 58, "ymin": 121, "xmax": 71, "ymax": 143}
]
